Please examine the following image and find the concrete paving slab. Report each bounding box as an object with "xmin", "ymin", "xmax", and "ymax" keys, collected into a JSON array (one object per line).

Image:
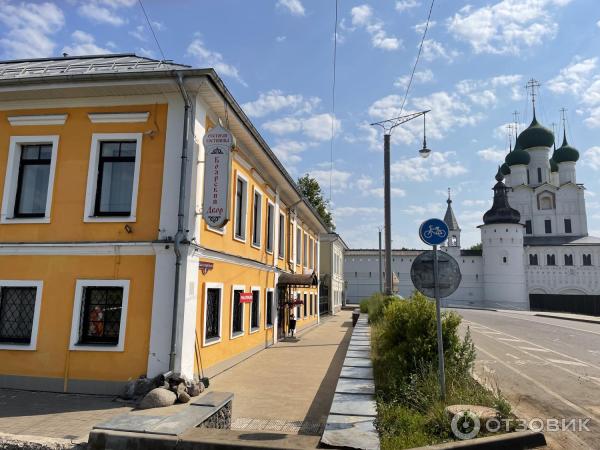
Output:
[
  {"xmin": 190, "ymin": 391, "xmax": 233, "ymax": 408},
  {"xmin": 340, "ymin": 366, "xmax": 374, "ymax": 380},
  {"xmin": 346, "ymin": 350, "xmax": 371, "ymax": 358},
  {"xmin": 321, "ymin": 415, "xmax": 379, "ymax": 450},
  {"xmin": 349, "ymin": 341, "xmax": 370, "ymax": 347},
  {"xmin": 343, "ymin": 357, "xmax": 372, "ymax": 368},
  {"xmin": 148, "ymin": 405, "xmax": 215, "ymax": 436},
  {"xmin": 93, "ymin": 414, "xmax": 165, "ymax": 433},
  {"xmin": 335, "ymin": 378, "xmax": 375, "ymax": 395},
  {"xmin": 329, "ymin": 393, "xmax": 377, "ymax": 417}
]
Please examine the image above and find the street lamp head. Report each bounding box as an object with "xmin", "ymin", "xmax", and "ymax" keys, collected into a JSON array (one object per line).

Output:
[{"xmin": 419, "ymin": 146, "xmax": 431, "ymax": 158}]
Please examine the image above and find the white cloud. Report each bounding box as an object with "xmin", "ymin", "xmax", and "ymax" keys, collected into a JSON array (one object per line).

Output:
[
  {"xmin": 242, "ymin": 90, "xmax": 319, "ymax": 118},
  {"xmin": 129, "ymin": 25, "xmax": 146, "ymax": 42},
  {"xmin": 547, "ymin": 57, "xmax": 597, "ymax": 96},
  {"xmin": 78, "ymin": 0, "xmax": 136, "ymax": 26},
  {"xmin": 396, "ymin": 0, "xmax": 420, "ymax": 12},
  {"xmin": 402, "ymin": 203, "xmax": 444, "ymax": 216},
  {"xmin": 584, "ymin": 146, "xmax": 600, "ymax": 170},
  {"xmin": 276, "ymin": 36, "xmax": 287, "ymax": 43},
  {"xmin": 354, "ymin": 175, "xmax": 405, "ymax": 198},
  {"xmin": 421, "ymin": 39, "xmax": 459, "ymax": 62},
  {"xmin": 414, "ymin": 20, "xmax": 436, "ymax": 34},
  {"xmin": 369, "ymin": 187, "xmax": 406, "ymax": 198},
  {"xmin": 391, "ymin": 151, "xmax": 468, "ymax": 182},
  {"xmin": 276, "ymin": 0, "xmax": 305, "ymax": 16},
  {"xmin": 271, "ymin": 140, "xmax": 315, "ymax": 165},
  {"xmin": 462, "ymin": 199, "xmax": 488, "ymax": 207},
  {"xmin": 477, "ymin": 147, "xmax": 506, "ymax": 163},
  {"xmin": 345, "ymin": 122, "xmax": 380, "ymax": 151},
  {"xmin": 310, "ymin": 168, "xmax": 352, "ymax": 192},
  {"xmin": 187, "ymin": 38, "xmax": 246, "ymax": 86},
  {"xmin": 0, "ymin": 1, "xmax": 64, "ymax": 59},
  {"xmin": 263, "ymin": 113, "xmax": 341, "ymax": 141},
  {"xmin": 62, "ymin": 30, "xmax": 110, "ymax": 56},
  {"xmin": 334, "ymin": 206, "xmax": 382, "ymax": 217},
  {"xmin": 351, "ymin": 4, "xmax": 401, "ymax": 51},
  {"xmin": 447, "ymin": 0, "xmax": 573, "ymax": 55},
  {"xmin": 394, "ymin": 69, "xmax": 434, "ymax": 89}
]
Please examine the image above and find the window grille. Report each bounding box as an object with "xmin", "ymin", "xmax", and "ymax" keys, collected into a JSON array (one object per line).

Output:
[
  {"xmin": 266, "ymin": 291, "xmax": 273, "ymax": 326},
  {"xmin": 205, "ymin": 288, "xmax": 220, "ymax": 340},
  {"xmin": 0, "ymin": 287, "xmax": 36, "ymax": 344},
  {"xmin": 251, "ymin": 290, "xmax": 259, "ymax": 329},
  {"xmin": 232, "ymin": 290, "xmax": 243, "ymax": 333},
  {"xmin": 80, "ymin": 287, "xmax": 123, "ymax": 345}
]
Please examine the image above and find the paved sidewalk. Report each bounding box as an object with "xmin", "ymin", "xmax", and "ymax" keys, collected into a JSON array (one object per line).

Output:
[
  {"xmin": 209, "ymin": 310, "xmax": 353, "ymax": 435},
  {"xmin": 0, "ymin": 311, "xmax": 353, "ymax": 444}
]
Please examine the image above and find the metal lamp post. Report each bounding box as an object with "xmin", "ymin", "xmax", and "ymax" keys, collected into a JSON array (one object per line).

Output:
[{"xmin": 372, "ymin": 110, "xmax": 431, "ymax": 296}]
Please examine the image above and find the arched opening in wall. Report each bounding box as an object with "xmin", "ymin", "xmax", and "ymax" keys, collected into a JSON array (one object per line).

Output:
[
  {"xmin": 537, "ymin": 191, "xmax": 555, "ymax": 210},
  {"xmin": 559, "ymin": 288, "xmax": 588, "ymax": 295}
]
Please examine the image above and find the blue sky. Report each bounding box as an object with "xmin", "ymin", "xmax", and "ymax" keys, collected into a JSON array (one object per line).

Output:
[{"xmin": 2, "ymin": 0, "xmax": 600, "ymax": 249}]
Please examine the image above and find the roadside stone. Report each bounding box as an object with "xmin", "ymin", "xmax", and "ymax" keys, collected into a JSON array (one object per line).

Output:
[
  {"xmin": 187, "ymin": 382, "xmax": 202, "ymax": 397},
  {"xmin": 445, "ymin": 404, "xmax": 500, "ymax": 425},
  {"xmin": 138, "ymin": 388, "xmax": 177, "ymax": 409},
  {"xmin": 178, "ymin": 391, "xmax": 191, "ymax": 403}
]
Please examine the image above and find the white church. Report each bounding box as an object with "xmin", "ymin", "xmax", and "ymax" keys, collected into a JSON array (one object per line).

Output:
[{"xmin": 345, "ymin": 100, "xmax": 600, "ymax": 315}]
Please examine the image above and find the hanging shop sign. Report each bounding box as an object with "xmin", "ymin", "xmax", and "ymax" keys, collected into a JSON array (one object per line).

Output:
[
  {"xmin": 202, "ymin": 125, "xmax": 234, "ymax": 228},
  {"xmin": 198, "ymin": 261, "xmax": 214, "ymax": 275},
  {"xmin": 240, "ymin": 293, "xmax": 253, "ymax": 303}
]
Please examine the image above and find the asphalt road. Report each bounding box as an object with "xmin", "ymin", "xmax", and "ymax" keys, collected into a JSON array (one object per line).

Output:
[{"xmin": 454, "ymin": 309, "xmax": 600, "ymax": 450}]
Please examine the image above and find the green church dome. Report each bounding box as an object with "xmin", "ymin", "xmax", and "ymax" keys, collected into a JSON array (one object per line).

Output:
[
  {"xmin": 518, "ymin": 114, "xmax": 555, "ymax": 149},
  {"xmin": 549, "ymin": 157, "xmax": 558, "ymax": 172},
  {"xmin": 500, "ymin": 162, "xmax": 511, "ymax": 175},
  {"xmin": 495, "ymin": 166, "xmax": 504, "ymax": 181},
  {"xmin": 553, "ymin": 132, "xmax": 579, "ymax": 163},
  {"xmin": 505, "ymin": 146, "xmax": 531, "ymax": 166}
]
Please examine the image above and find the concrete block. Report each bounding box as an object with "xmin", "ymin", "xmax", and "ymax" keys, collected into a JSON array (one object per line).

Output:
[
  {"xmin": 343, "ymin": 357, "xmax": 372, "ymax": 368},
  {"xmin": 148, "ymin": 405, "xmax": 215, "ymax": 436},
  {"xmin": 190, "ymin": 391, "xmax": 233, "ymax": 409},
  {"xmin": 321, "ymin": 415, "xmax": 379, "ymax": 450},
  {"xmin": 329, "ymin": 393, "xmax": 377, "ymax": 417},
  {"xmin": 340, "ymin": 366, "xmax": 374, "ymax": 380},
  {"xmin": 93, "ymin": 414, "xmax": 165, "ymax": 433},
  {"xmin": 346, "ymin": 350, "xmax": 371, "ymax": 358},
  {"xmin": 335, "ymin": 378, "xmax": 375, "ymax": 395}
]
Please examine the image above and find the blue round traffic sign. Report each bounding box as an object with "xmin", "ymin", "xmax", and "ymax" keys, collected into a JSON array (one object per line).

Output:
[{"xmin": 419, "ymin": 218, "xmax": 449, "ymax": 245}]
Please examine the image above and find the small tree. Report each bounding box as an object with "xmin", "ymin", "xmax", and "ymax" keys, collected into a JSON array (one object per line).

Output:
[
  {"xmin": 469, "ymin": 243, "xmax": 482, "ymax": 250},
  {"xmin": 297, "ymin": 174, "xmax": 335, "ymax": 231}
]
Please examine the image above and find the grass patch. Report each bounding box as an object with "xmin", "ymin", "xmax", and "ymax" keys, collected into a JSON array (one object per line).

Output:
[{"xmin": 361, "ymin": 292, "xmax": 514, "ymax": 449}]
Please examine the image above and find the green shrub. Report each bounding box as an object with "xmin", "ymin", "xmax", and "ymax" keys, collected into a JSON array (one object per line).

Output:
[
  {"xmin": 359, "ymin": 299, "xmax": 369, "ymax": 313},
  {"xmin": 360, "ymin": 292, "xmax": 397, "ymax": 324},
  {"xmin": 372, "ymin": 291, "xmax": 476, "ymax": 401}
]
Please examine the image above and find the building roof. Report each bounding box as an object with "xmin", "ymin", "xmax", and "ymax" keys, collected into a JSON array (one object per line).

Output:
[
  {"xmin": 0, "ymin": 54, "xmax": 189, "ymax": 80},
  {"xmin": 483, "ymin": 180, "xmax": 521, "ymax": 225},
  {"xmin": 443, "ymin": 190, "xmax": 460, "ymax": 230},
  {"xmin": 345, "ymin": 249, "xmax": 423, "ymax": 256},
  {"xmin": 524, "ymin": 235, "xmax": 600, "ymax": 246}
]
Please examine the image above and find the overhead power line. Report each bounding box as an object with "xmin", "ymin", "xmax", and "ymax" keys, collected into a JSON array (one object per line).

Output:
[
  {"xmin": 138, "ymin": 0, "xmax": 166, "ymax": 62},
  {"xmin": 398, "ymin": 0, "xmax": 436, "ymax": 117}
]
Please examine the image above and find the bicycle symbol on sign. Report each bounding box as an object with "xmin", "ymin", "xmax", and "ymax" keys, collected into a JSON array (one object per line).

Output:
[{"xmin": 423, "ymin": 225, "xmax": 447, "ymax": 239}]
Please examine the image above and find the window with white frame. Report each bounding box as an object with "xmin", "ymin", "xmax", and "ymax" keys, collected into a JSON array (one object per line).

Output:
[
  {"xmin": 69, "ymin": 280, "xmax": 129, "ymax": 351},
  {"xmin": 266, "ymin": 202, "xmax": 274, "ymax": 253},
  {"xmin": 309, "ymin": 237, "xmax": 314, "ymax": 270},
  {"xmin": 252, "ymin": 189, "xmax": 262, "ymax": 247},
  {"xmin": 234, "ymin": 177, "xmax": 248, "ymax": 240},
  {"xmin": 250, "ymin": 288, "xmax": 260, "ymax": 331},
  {"xmin": 266, "ymin": 290, "xmax": 274, "ymax": 327},
  {"xmin": 303, "ymin": 293, "xmax": 307, "ymax": 318},
  {"xmin": 231, "ymin": 287, "xmax": 244, "ymax": 337},
  {"xmin": 84, "ymin": 134, "xmax": 142, "ymax": 222},
  {"xmin": 0, "ymin": 281, "xmax": 43, "ymax": 350},
  {"xmin": 296, "ymin": 227, "xmax": 302, "ymax": 265},
  {"xmin": 278, "ymin": 213, "xmax": 285, "ymax": 259},
  {"xmin": 203, "ymin": 283, "xmax": 222, "ymax": 345},
  {"xmin": 1, "ymin": 136, "xmax": 59, "ymax": 223}
]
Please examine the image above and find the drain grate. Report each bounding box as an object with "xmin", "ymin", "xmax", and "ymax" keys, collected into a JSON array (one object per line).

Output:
[{"xmin": 231, "ymin": 417, "xmax": 325, "ymax": 435}]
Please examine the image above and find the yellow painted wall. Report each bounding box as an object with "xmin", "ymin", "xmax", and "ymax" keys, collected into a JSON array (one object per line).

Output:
[
  {"xmin": 0, "ymin": 255, "xmax": 155, "ymax": 384},
  {"xmin": 0, "ymin": 104, "xmax": 168, "ymax": 242}
]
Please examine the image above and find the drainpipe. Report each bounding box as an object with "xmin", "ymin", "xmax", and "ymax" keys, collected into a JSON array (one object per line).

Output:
[{"xmin": 169, "ymin": 72, "xmax": 191, "ymax": 372}]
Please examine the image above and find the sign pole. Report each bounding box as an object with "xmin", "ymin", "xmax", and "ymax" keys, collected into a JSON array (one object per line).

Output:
[{"xmin": 432, "ymin": 244, "xmax": 446, "ymax": 400}]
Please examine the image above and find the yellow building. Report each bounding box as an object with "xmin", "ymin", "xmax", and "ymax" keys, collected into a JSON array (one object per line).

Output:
[{"xmin": 0, "ymin": 54, "xmax": 327, "ymax": 394}]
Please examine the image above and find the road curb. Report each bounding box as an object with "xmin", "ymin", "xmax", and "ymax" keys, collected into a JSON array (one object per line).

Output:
[
  {"xmin": 534, "ymin": 313, "xmax": 600, "ymax": 325},
  {"xmin": 411, "ymin": 430, "xmax": 546, "ymax": 450}
]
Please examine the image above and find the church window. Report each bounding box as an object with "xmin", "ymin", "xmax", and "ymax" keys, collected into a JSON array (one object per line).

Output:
[
  {"xmin": 449, "ymin": 236, "xmax": 457, "ymax": 246},
  {"xmin": 583, "ymin": 254, "xmax": 592, "ymax": 266},
  {"xmin": 564, "ymin": 219, "xmax": 572, "ymax": 234},
  {"xmin": 545, "ymin": 220, "xmax": 552, "ymax": 234},
  {"xmin": 540, "ymin": 197, "xmax": 552, "ymax": 210},
  {"xmin": 502, "ymin": 256, "xmax": 507, "ymax": 264},
  {"xmin": 525, "ymin": 220, "xmax": 532, "ymax": 235},
  {"xmin": 537, "ymin": 167, "xmax": 542, "ymax": 183},
  {"xmin": 546, "ymin": 254, "xmax": 556, "ymax": 266},
  {"xmin": 564, "ymin": 254, "xmax": 573, "ymax": 266},
  {"xmin": 527, "ymin": 169, "xmax": 530, "ymax": 184},
  {"xmin": 529, "ymin": 254, "xmax": 538, "ymax": 265}
]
